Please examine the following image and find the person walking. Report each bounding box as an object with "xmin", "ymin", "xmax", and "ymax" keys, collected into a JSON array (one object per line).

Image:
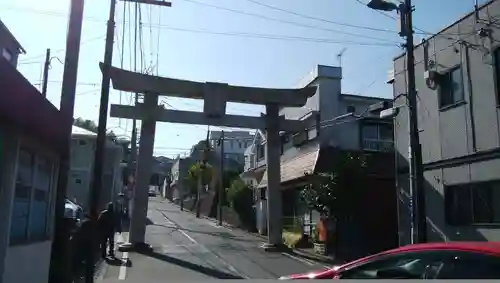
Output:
[{"xmin": 97, "ymin": 202, "xmax": 121, "ymax": 258}]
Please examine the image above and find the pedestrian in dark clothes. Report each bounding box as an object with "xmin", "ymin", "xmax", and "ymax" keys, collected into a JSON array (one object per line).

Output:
[
  {"xmin": 97, "ymin": 202, "xmax": 122, "ymax": 258},
  {"xmin": 74, "ymin": 213, "xmax": 98, "ymax": 283}
]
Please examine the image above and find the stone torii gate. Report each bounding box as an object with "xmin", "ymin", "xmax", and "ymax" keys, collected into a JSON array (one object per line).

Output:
[{"xmin": 103, "ymin": 64, "xmax": 316, "ymax": 251}]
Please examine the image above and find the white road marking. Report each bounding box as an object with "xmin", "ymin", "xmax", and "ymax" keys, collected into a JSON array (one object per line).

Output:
[
  {"xmin": 281, "ymin": 252, "xmax": 315, "ymax": 266},
  {"xmin": 118, "ymin": 233, "xmax": 129, "ymax": 280},
  {"xmin": 159, "ymin": 209, "xmax": 249, "ymax": 279},
  {"xmin": 178, "ymin": 227, "xmax": 198, "ymax": 244}
]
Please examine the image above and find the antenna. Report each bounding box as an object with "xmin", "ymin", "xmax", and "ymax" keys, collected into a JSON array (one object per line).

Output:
[{"xmin": 337, "ymin": 48, "xmax": 347, "ymax": 67}]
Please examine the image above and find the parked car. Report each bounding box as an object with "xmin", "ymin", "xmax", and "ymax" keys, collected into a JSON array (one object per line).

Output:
[
  {"xmin": 64, "ymin": 198, "xmax": 83, "ymax": 222},
  {"xmin": 148, "ymin": 188, "xmax": 157, "ymax": 197},
  {"xmin": 279, "ymin": 242, "xmax": 500, "ymax": 280}
]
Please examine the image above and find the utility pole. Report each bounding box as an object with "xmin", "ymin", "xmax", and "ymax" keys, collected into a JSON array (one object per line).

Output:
[
  {"xmin": 218, "ymin": 130, "xmax": 224, "ymax": 226},
  {"xmin": 49, "ymin": 0, "xmax": 85, "ymax": 283},
  {"xmin": 89, "ymin": 0, "xmax": 117, "ymax": 217},
  {"xmin": 41, "ymin": 48, "xmax": 50, "ymax": 97},
  {"xmin": 367, "ymin": 0, "xmax": 426, "ymax": 244},
  {"xmin": 127, "ymin": 1, "xmax": 140, "ymax": 219},
  {"xmin": 402, "ymin": 0, "xmax": 427, "ymax": 244}
]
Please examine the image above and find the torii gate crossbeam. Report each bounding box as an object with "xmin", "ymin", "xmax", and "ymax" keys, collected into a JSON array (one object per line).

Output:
[{"xmin": 105, "ymin": 64, "xmax": 316, "ymax": 252}]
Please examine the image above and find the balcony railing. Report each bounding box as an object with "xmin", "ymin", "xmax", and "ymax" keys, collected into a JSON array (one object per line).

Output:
[{"xmin": 362, "ymin": 139, "xmax": 394, "ymax": 152}]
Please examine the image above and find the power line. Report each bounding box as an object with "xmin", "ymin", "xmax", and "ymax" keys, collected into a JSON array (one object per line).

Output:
[
  {"xmin": 176, "ymin": 0, "xmax": 399, "ymax": 44},
  {"xmin": 3, "ymin": 4, "xmax": 400, "ymax": 44},
  {"xmin": 157, "ymin": 25, "xmax": 400, "ymax": 46},
  {"xmin": 351, "ymin": 0, "xmax": 475, "ymax": 38},
  {"xmin": 244, "ymin": 0, "xmax": 399, "ymax": 34},
  {"xmin": 18, "ymin": 35, "xmax": 106, "ymax": 63}
]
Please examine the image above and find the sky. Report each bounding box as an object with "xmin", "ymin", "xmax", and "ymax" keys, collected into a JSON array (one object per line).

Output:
[{"xmin": 1, "ymin": 0, "xmax": 488, "ymax": 158}]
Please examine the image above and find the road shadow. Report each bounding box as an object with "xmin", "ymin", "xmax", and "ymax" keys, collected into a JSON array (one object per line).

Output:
[{"xmin": 136, "ymin": 249, "xmax": 243, "ymax": 279}]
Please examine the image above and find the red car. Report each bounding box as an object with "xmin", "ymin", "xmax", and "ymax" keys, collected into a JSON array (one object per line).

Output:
[{"xmin": 280, "ymin": 242, "xmax": 500, "ymax": 279}]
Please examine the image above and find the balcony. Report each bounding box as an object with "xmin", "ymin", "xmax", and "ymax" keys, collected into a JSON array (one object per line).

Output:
[{"xmin": 362, "ymin": 139, "xmax": 394, "ymax": 152}]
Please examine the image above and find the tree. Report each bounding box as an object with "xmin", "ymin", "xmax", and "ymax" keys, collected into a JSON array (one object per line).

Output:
[
  {"xmin": 186, "ymin": 162, "xmax": 214, "ymax": 196},
  {"xmin": 227, "ymin": 177, "xmax": 255, "ymax": 230},
  {"xmin": 300, "ymin": 152, "xmax": 368, "ymax": 219}
]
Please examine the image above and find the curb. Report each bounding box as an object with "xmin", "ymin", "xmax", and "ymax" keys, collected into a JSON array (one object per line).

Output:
[{"xmin": 165, "ymin": 200, "xmax": 337, "ymax": 266}]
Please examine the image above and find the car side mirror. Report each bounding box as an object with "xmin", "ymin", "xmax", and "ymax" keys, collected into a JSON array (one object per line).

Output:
[{"xmin": 376, "ymin": 268, "xmax": 414, "ymax": 279}]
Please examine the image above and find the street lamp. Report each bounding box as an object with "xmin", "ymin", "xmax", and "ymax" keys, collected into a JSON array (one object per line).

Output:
[
  {"xmin": 367, "ymin": 0, "xmax": 427, "ymax": 245},
  {"xmin": 367, "ymin": 0, "xmax": 398, "ymax": 11}
]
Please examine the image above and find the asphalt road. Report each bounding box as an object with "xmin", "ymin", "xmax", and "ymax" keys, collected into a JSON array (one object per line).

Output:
[{"xmin": 98, "ymin": 197, "xmax": 329, "ymax": 282}]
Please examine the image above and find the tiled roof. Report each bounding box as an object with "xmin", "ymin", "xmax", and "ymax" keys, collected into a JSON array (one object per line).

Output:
[{"xmin": 257, "ymin": 143, "xmax": 319, "ymax": 189}]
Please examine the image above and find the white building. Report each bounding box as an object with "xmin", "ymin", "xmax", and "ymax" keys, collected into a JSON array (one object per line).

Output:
[
  {"xmin": 67, "ymin": 126, "xmax": 124, "ymax": 211},
  {"xmin": 209, "ymin": 130, "xmax": 253, "ymax": 165}
]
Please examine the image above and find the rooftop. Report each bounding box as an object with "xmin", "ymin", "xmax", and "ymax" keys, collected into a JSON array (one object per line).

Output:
[{"xmin": 0, "ymin": 18, "xmax": 26, "ymax": 54}]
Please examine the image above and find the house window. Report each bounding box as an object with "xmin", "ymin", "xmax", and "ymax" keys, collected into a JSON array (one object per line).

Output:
[
  {"xmin": 10, "ymin": 149, "xmax": 55, "ymax": 244},
  {"xmin": 2, "ymin": 48, "xmax": 12, "ymax": 62},
  {"xmin": 347, "ymin": 105, "xmax": 356, "ymax": 113},
  {"xmin": 10, "ymin": 149, "xmax": 34, "ymax": 243},
  {"xmin": 445, "ymin": 181, "xmax": 500, "ymax": 225},
  {"xmin": 30, "ymin": 156, "xmax": 53, "ymax": 240},
  {"xmin": 361, "ymin": 123, "xmax": 393, "ymax": 152},
  {"xmin": 257, "ymin": 144, "xmax": 265, "ymax": 160},
  {"xmin": 439, "ymin": 66, "xmax": 464, "ymax": 108}
]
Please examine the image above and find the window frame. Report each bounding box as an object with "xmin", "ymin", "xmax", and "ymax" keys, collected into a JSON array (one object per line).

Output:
[
  {"xmin": 360, "ymin": 122, "xmax": 394, "ymax": 152},
  {"xmin": 9, "ymin": 146, "xmax": 57, "ymax": 246},
  {"xmin": 445, "ymin": 180, "xmax": 500, "ymax": 226},
  {"xmin": 438, "ymin": 65, "xmax": 465, "ymax": 109},
  {"xmin": 435, "ymin": 251, "xmax": 500, "ymax": 279}
]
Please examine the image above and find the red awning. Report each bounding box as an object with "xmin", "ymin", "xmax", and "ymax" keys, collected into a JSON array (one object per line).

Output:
[{"xmin": 0, "ymin": 58, "xmax": 70, "ymax": 150}]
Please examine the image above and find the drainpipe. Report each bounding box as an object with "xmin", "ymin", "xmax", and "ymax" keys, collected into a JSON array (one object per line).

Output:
[{"xmin": 464, "ymin": 44, "xmax": 478, "ymax": 152}]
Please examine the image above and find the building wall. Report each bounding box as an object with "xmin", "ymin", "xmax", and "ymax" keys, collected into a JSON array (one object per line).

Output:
[
  {"xmin": 3, "ymin": 242, "xmax": 52, "ymax": 283},
  {"xmin": 0, "ymin": 23, "xmax": 21, "ymax": 68},
  {"xmin": 67, "ymin": 135, "xmax": 123, "ymax": 211},
  {"xmin": 392, "ymin": 0, "xmax": 500, "ymax": 244},
  {"xmin": 0, "ymin": 127, "xmax": 60, "ymax": 283},
  {"xmin": 279, "ymin": 65, "xmax": 392, "ymax": 153},
  {"xmin": 210, "ymin": 131, "xmax": 253, "ymax": 165}
]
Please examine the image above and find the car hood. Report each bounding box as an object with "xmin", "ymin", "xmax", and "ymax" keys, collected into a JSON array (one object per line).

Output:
[{"xmin": 279, "ymin": 266, "xmax": 341, "ymax": 280}]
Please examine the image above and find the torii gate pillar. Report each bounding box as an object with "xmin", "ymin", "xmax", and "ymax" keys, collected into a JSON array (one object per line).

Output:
[
  {"xmin": 263, "ymin": 104, "xmax": 283, "ymax": 250},
  {"xmin": 127, "ymin": 93, "xmax": 159, "ymax": 248}
]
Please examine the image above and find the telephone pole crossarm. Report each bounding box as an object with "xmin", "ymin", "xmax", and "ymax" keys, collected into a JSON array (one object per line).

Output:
[{"xmin": 120, "ymin": 0, "xmax": 172, "ymax": 7}]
